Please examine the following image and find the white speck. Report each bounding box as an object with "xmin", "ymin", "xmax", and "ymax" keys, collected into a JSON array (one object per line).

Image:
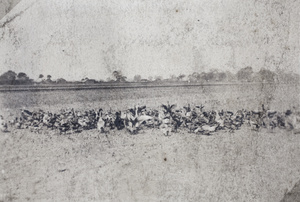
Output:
[{"xmin": 1, "ymin": 170, "xmax": 4, "ymax": 174}]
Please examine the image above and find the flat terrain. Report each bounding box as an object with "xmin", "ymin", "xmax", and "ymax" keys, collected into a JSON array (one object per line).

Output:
[
  {"xmin": 1, "ymin": 128, "xmax": 300, "ymax": 201},
  {"xmin": 0, "ymin": 84, "xmax": 299, "ymax": 117},
  {"xmin": 0, "ymin": 84, "xmax": 299, "ymax": 201}
]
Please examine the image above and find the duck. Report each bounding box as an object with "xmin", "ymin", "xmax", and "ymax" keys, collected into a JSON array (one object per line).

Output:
[
  {"xmin": 193, "ymin": 123, "xmax": 219, "ymax": 135},
  {"xmin": 183, "ymin": 104, "xmax": 192, "ymax": 117},
  {"xmin": 20, "ymin": 109, "xmax": 33, "ymax": 120},
  {"xmin": 4, "ymin": 105, "xmax": 298, "ymax": 136},
  {"xmin": 114, "ymin": 111, "xmax": 125, "ymax": 130},
  {"xmin": 159, "ymin": 123, "xmax": 172, "ymax": 136},
  {"xmin": 201, "ymin": 124, "xmax": 219, "ymax": 133},
  {"xmin": 78, "ymin": 117, "xmax": 88, "ymax": 129},
  {"xmin": 8, "ymin": 117, "xmax": 17, "ymax": 128},
  {"xmin": 42, "ymin": 113, "xmax": 51, "ymax": 127},
  {"xmin": 214, "ymin": 112, "xmax": 225, "ymax": 129},
  {"xmin": 195, "ymin": 104, "xmax": 204, "ymax": 112},
  {"xmin": 0, "ymin": 115, "xmax": 8, "ymax": 132},
  {"xmin": 137, "ymin": 114, "xmax": 153, "ymax": 129},
  {"xmin": 285, "ymin": 110, "xmax": 300, "ymax": 132},
  {"xmin": 126, "ymin": 120, "xmax": 140, "ymax": 134},
  {"xmin": 96, "ymin": 109, "xmax": 107, "ymax": 133},
  {"xmin": 161, "ymin": 102, "xmax": 177, "ymax": 115}
]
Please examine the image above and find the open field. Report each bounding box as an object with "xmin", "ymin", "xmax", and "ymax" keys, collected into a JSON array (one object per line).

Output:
[
  {"xmin": 0, "ymin": 83, "xmax": 299, "ymax": 117},
  {"xmin": 0, "ymin": 82, "xmax": 235, "ymax": 92},
  {"xmin": 0, "ymin": 84, "xmax": 300, "ymax": 201},
  {"xmin": 1, "ymin": 128, "xmax": 300, "ymax": 201}
]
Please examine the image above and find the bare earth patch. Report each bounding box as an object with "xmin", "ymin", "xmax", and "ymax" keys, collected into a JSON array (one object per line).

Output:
[{"xmin": 1, "ymin": 128, "xmax": 300, "ymax": 201}]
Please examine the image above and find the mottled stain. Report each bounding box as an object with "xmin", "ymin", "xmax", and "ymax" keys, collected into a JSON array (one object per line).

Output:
[
  {"xmin": 281, "ymin": 180, "xmax": 300, "ymax": 202},
  {"xmin": 0, "ymin": 0, "xmax": 298, "ymax": 80}
]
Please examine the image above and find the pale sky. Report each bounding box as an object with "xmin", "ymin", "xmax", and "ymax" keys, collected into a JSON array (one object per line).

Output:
[{"xmin": 0, "ymin": 0, "xmax": 299, "ymax": 81}]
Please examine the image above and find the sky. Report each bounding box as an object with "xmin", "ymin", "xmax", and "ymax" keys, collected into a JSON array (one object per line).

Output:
[{"xmin": 0, "ymin": 0, "xmax": 299, "ymax": 81}]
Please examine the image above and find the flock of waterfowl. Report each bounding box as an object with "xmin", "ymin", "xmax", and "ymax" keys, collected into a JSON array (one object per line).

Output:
[{"xmin": 0, "ymin": 103, "xmax": 299, "ymax": 135}]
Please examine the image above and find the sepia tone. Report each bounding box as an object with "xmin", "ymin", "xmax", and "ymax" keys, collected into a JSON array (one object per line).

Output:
[{"xmin": 0, "ymin": 0, "xmax": 300, "ymax": 201}]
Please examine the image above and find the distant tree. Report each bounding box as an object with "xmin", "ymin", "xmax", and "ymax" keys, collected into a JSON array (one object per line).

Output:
[
  {"xmin": 113, "ymin": 71, "xmax": 127, "ymax": 82},
  {"xmin": 81, "ymin": 77, "xmax": 89, "ymax": 82},
  {"xmin": 254, "ymin": 68, "xmax": 276, "ymax": 83},
  {"xmin": 205, "ymin": 70, "xmax": 220, "ymax": 82},
  {"xmin": 188, "ymin": 75, "xmax": 194, "ymax": 82},
  {"xmin": 200, "ymin": 72, "xmax": 209, "ymax": 82},
  {"xmin": 154, "ymin": 76, "xmax": 163, "ymax": 82},
  {"xmin": 188, "ymin": 71, "xmax": 227, "ymax": 83},
  {"xmin": 225, "ymin": 71, "xmax": 236, "ymax": 82},
  {"xmin": 275, "ymin": 69, "xmax": 300, "ymax": 83},
  {"xmin": 236, "ymin": 66, "xmax": 253, "ymax": 82},
  {"xmin": 192, "ymin": 72, "xmax": 200, "ymax": 79},
  {"xmin": 177, "ymin": 74, "xmax": 186, "ymax": 81},
  {"xmin": 188, "ymin": 72, "xmax": 200, "ymax": 82},
  {"xmin": 0, "ymin": 70, "xmax": 17, "ymax": 85},
  {"xmin": 16, "ymin": 72, "xmax": 32, "ymax": 84},
  {"xmin": 206, "ymin": 71, "xmax": 215, "ymax": 82},
  {"xmin": 56, "ymin": 78, "xmax": 67, "ymax": 84},
  {"xmin": 148, "ymin": 76, "xmax": 153, "ymax": 81},
  {"xmin": 169, "ymin": 74, "xmax": 177, "ymax": 81},
  {"xmin": 36, "ymin": 74, "xmax": 44, "ymax": 83},
  {"xmin": 133, "ymin": 75, "xmax": 142, "ymax": 82},
  {"xmin": 218, "ymin": 72, "xmax": 227, "ymax": 82},
  {"xmin": 17, "ymin": 72, "xmax": 28, "ymax": 79},
  {"xmin": 44, "ymin": 75, "xmax": 53, "ymax": 84}
]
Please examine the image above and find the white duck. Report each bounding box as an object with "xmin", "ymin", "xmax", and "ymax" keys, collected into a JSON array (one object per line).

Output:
[
  {"xmin": 285, "ymin": 110, "xmax": 300, "ymax": 132},
  {"xmin": 96, "ymin": 110, "xmax": 106, "ymax": 132},
  {"xmin": 201, "ymin": 124, "xmax": 219, "ymax": 132},
  {"xmin": 0, "ymin": 115, "xmax": 8, "ymax": 132}
]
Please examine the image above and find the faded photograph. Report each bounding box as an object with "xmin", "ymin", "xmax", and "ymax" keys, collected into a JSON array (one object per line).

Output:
[{"xmin": 0, "ymin": 0, "xmax": 300, "ymax": 201}]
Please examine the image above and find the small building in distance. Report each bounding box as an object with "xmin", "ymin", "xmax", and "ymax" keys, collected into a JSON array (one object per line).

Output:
[{"xmin": 82, "ymin": 79, "xmax": 97, "ymax": 84}]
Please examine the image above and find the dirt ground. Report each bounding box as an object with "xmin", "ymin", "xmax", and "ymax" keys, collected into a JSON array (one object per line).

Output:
[
  {"xmin": 1, "ymin": 127, "xmax": 300, "ymax": 202},
  {"xmin": 0, "ymin": 84, "xmax": 299, "ymax": 201}
]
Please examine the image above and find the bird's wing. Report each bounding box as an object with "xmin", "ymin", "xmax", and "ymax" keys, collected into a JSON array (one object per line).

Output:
[
  {"xmin": 170, "ymin": 104, "xmax": 177, "ymax": 110},
  {"xmin": 139, "ymin": 105, "xmax": 147, "ymax": 110},
  {"xmin": 161, "ymin": 104, "xmax": 168, "ymax": 111},
  {"xmin": 137, "ymin": 115, "xmax": 153, "ymax": 122}
]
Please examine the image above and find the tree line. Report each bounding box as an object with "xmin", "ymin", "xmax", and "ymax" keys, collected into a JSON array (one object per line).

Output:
[{"xmin": 0, "ymin": 68, "xmax": 299, "ymax": 85}]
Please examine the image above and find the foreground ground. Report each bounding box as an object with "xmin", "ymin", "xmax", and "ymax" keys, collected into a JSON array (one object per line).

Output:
[
  {"xmin": 1, "ymin": 127, "xmax": 300, "ymax": 201},
  {"xmin": 0, "ymin": 84, "xmax": 299, "ymax": 201}
]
